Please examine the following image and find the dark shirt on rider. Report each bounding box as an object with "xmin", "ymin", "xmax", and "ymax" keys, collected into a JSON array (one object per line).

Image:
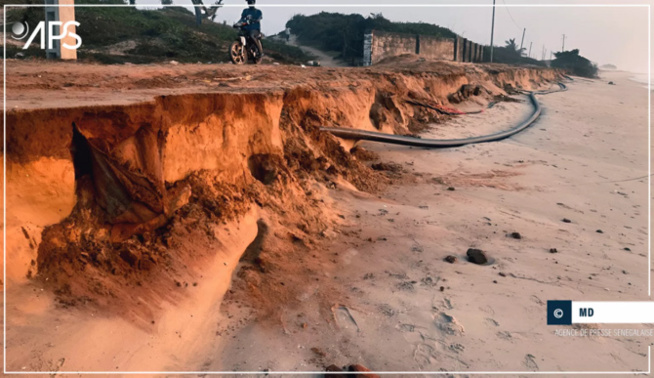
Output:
[{"xmin": 240, "ymin": 7, "xmax": 262, "ymax": 31}]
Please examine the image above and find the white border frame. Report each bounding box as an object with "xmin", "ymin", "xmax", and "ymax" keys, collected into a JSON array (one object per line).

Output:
[{"xmin": 2, "ymin": 2, "xmax": 652, "ymax": 375}]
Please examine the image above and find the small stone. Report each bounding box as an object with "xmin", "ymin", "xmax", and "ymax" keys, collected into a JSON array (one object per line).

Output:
[
  {"xmin": 623, "ymin": 247, "xmax": 631, "ymax": 251},
  {"xmin": 549, "ymin": 248, "xmax": 558, "ymax": 253},
  {"xmin": 444, "ymin": 255, "xmax": 458, "ymax": 264},
  {"xmin": 622, "ymin": 270, "xmax": 628, "ymax": 274},
  {"xmin": 447, "ymin": 187, "xmax": 456, "ymax": 191},
  {"xmin": 596, "ymin": 229, "xmax": 603, "ymax": 234},
  {"xmin": 440, "ymin": 286, "xmax": 445, "ymax": 292},
  {"xmin": 493, "ymin": 280, "xmax": 498, "ymax": 284},
  {"xmin": 498, "ymin": 272, "xmax": 507, "ymax": 277},
  {"xmin": 509, "ymin": 232, "xmax": 522, "ymax": 239},
  {"xmin": 466, "ymin": 248, "xmax": 488, "ymax": 265},
  {"xmin": 562, "ymin": 218, "xmax": 571, "ymax": 223}
]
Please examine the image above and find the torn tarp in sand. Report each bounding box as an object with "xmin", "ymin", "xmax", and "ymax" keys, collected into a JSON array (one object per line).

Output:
[{"xmin": 73, "ymin": 122, "xmax": 167, "ymax": 224}]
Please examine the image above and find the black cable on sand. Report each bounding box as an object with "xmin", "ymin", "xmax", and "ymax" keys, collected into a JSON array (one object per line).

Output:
[{"xmin": 321, "ymin": 82, "xmax": 567, "ymax": 149}]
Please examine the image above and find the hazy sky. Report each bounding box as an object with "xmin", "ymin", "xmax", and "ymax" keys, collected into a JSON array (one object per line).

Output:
[{"xmin": 135, "ymin": 0, "xmax": 651, "ymax": 73}]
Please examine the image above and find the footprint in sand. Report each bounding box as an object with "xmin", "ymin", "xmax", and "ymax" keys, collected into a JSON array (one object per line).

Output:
[
  {"xmin": 431, "ymin": 297, "xmax": 453, "ymax": 312},
  {"xmin": 485, "ymin": 318, "xmax": 500, "ymax": 327},
  {"xmin": 433, "ymin": 312, "xmax": 465, "ymax": 336},
  {"xmin": 449, "ymin": 343, "xmax": 465, "ymax": 354},
  {"xmin": 413, "ymin": 342, "xmax": 438, "ymax": 367},
  {"xmin": 524, "ymin": 354, "xmax": 539, "ymax": 371},
  {"xmin": 496, "ymin": 331, "xmax": 512, "ymax": 340},
  {"xmin": 332, "ymin": 305, "xmax": 360, "ymax": 333}
]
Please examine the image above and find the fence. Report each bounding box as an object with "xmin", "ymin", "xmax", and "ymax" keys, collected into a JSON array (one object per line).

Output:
[{"xmin": 363, "ymin": 30, "xmax": 483, "ymax": 66}]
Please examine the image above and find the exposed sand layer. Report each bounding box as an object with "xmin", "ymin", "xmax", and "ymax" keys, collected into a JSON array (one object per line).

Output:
[{"xmin": 2, "ymin": 60, "xmax": 650, "ymax": 373}]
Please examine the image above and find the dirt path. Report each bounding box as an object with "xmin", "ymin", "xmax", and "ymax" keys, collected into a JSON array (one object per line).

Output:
[{"xmin": 287, "ymin": 34, "xmax": 347, "ymax": 67}]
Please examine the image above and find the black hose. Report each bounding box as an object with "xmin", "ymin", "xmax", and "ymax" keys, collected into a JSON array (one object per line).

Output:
[
  {"xmin": 526, "ymin": 82, "xmax": 568, "ymax": 95},
  {"xmin": 406, "ymin": 99, "xmax": 483, "ymax": 115},
  {"xmin": 321, "ymin": 82, "xmax": 566, "ymax": 149}
]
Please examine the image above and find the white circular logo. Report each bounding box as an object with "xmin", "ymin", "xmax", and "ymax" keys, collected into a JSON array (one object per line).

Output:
[
  {"xmin": 553, "ymin": 308, "xmax": 564, "ymax": 319},
  {"xmin": 11, "ymin": 21, "xmax": 30, "ymax": 40}
]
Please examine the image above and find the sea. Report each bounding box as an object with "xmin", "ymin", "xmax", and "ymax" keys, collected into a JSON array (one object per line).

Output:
[{"xmin": 629, "ymin": 73, "xmax": 654, "ymax": 90}]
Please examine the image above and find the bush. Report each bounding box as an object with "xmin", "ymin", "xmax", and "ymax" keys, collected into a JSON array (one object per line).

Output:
[
  {"xmin": 483, "ymin": 46, "xmax": 546, "ymax": 67},
  {"xmin": 551, "ymin": 49, "xmax": 598, "ymax": 78}
]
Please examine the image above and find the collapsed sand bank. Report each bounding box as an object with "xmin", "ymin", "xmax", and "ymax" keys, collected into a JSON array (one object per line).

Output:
[{"xmin": 5, "ymin": 60, "xmax": 561, "ymax": 293}]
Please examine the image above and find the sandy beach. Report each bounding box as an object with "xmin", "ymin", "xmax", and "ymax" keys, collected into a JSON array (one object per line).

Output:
[
  {"xmin": 212, "ymin": 70, "xmax": 652, "ymax": 373},
  {"xmin": 2, "ymin": 64, "xmax": 652, "ymax": 375}
]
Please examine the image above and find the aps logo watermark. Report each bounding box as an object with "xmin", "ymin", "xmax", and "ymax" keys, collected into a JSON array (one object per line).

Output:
[{"xmin": 10, "ymin": 20, "xmax": 81, "ymax": 50}]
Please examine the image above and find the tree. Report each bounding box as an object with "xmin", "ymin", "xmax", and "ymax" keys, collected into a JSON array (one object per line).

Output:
[
  {"xmin": 551, "ymin": 49, "xmax": 598, "ymax": 78},
  {"xmin": 504, "ymin": 38, "xmax": 524, "ymax": 56}
]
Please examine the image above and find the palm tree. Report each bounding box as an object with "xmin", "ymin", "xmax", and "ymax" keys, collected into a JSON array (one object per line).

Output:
[{"xmin": 504, "ymin": 38, "xmax": 525, "ymax": 56}]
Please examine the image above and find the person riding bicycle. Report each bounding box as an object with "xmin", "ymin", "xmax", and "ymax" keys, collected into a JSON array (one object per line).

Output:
[{"xmin": 238, "ymin": 0, "xmax": 263, "ymax": 57}]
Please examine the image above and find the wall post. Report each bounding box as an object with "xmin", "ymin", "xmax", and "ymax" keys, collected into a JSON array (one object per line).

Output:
[{"xmin": 45, "ymin": 0, "xmax": 77, "ymax": 60}]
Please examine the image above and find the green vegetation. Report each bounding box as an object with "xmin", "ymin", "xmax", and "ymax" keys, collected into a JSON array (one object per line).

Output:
[
  {"xmin": 480, "ymin": 39, "xmax": 545, "ymax": 67},
  {"xmin": 551, "ymin": 50, "xmax": 598, "ymax": 78},
  {"xmin": 503, "ymin": 38, "xmax": 526, "ymax": 57},
  {"xmin": 286, "ymin": 12, "xmax": 456, "ymax": 65},
  {"xmin": 5, "ymin": 2, "xmax": 310, "ymax": 65}
]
